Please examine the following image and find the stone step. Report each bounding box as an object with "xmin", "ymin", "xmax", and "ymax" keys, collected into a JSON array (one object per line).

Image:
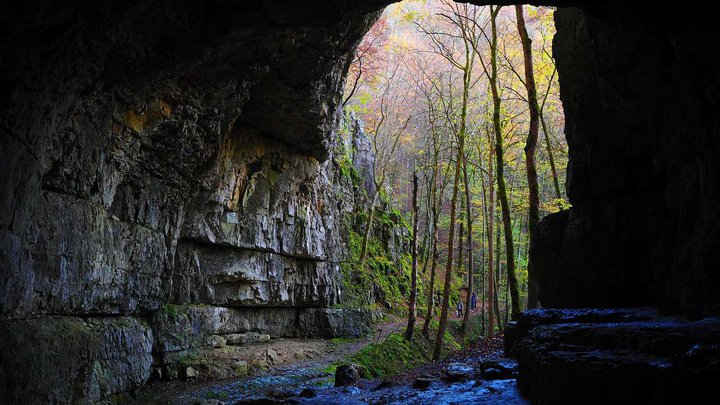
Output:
[{"xmin": 509, "ymin": 309, "xmax": 720, "ymax": 404}]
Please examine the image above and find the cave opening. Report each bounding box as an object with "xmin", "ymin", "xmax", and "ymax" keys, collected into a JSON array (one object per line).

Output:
[
  {"xmin": 1, "ymin": 0, "xmax": 720, "ymax": 403},
  {"xmin": 339, "ymin": 0, "xmax": 568, "ymax": 335}
]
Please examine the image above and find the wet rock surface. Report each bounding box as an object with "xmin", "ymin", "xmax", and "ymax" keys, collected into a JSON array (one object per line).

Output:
[
  {"xmin": 507, "ymin": 308, "xmax": 720, "ymax": 404},
  {"xmin": 138, "ymin": 335, "xmax": 525, "ymax": 405},
  {"xmin": 504, "ymin": 307, "xmax": 659, "ymax": 355},
  {"xmin": 334, "ymin": 365, "xmax": 362, "ymax": 387},
  {"xmin": 443, "ymin": 363, "xmax": 473, "ymax": 382}
]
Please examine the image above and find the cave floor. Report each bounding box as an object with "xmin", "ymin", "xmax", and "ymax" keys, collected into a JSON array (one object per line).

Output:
[{"xmin": 135, "ymin": 317, "xmax": 526, "ymax": 404}]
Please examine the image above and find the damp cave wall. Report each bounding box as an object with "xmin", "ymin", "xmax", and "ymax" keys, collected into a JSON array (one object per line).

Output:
[{"xmin": 0, "ymin": 1, "xmax": 388, "ymax": 402}]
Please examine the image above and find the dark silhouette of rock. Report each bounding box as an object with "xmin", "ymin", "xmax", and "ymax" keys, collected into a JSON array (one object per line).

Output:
[
  {"xmin": 531, "ymin": 6, "xmax": 720, "ymax": 318},
  {"xmin": 334, "ymin": 364, "xmax": 362, "ymax": 387},
  {"xmin": 504, "ymin": 307, "xmax": 658, "ymax": 356},
  {"xmin": 298, "ymin": 388, "xmax": 317, "ymax": 398},
  {"xmin": 412, "ymin": 374, "xmax": 438, "ymax": 389},
  {"xmin": 478, "ymin": 360, "xmax": 518, "ymax": 381},
  {"xmin": 508, "ymin": 309, "xmax": 720, "ymax": 404}
]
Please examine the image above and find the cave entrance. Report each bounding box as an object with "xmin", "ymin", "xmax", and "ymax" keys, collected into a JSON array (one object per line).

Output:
[{"xmin": 339, "ymin": 0, "xmax": 567, "ymax": 331}]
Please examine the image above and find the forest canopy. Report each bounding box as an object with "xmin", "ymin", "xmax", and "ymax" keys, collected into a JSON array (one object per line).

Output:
[{"xmin": 341, "ymin": 0, "xmax": 568, "ymax": 352}]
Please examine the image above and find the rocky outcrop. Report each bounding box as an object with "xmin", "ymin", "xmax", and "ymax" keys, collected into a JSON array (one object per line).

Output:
[
  {"xmin": 298, "ymin": 308, "xmax": 384, "ymax": 338},
  {"xmin": 530, "ymin": 6, "xmax": 720, "ymax": 317},
  {"xmin": 507, "ymin": 309, "xmax": 720, "ymax": 404},
  {"xmin": 0, "ymin": 0, "xmax": 386, "ymax": 319},
  {"xmin": 0, "ymin": 317, "xmax": 153, "ymax": 404},
  {"xmin": 0, "ymin": 108, "xmax": 387, "ymax": 401},
  {"xmin": 348, "ymin": 114, "xmax": 377, "ymax": 198},
  {"xmin": 0, "ymin": 0, "xmax": 389, "ymax": 400},
  {"xmin": 504, "ymin": 307, "xmax": 659, "ymax": 356}
]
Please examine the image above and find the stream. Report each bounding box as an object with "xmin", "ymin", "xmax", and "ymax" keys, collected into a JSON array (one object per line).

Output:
[{"xmin": 139, "ymin": 351, "xmax": 528, "ymax": 404}]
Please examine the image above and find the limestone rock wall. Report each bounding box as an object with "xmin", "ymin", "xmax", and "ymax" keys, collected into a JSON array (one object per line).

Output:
[
  {"xmin": 0, "ymin": 317, "xmax": 153, "ymax": 404},
  {"xmin": 531, "ymin": 6, "xmax": 720, "ymax": 317},
  {"xmin": 0, "ymin": 1, "xmax": 387, "ymax": 402}
]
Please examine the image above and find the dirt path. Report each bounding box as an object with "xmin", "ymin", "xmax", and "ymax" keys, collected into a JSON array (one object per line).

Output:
[
  {"xmin": 134, "ymin": 314, "xmax": 523, "ymax": 404},
  {"xmin": 134, "ymin": 316, "xmax": 407, "ymax": 404}
]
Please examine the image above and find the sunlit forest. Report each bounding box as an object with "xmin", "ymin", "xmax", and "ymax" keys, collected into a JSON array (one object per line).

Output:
[{"xmin": 340, "ymin": 0, "xmax": 567, "ymax": 354}]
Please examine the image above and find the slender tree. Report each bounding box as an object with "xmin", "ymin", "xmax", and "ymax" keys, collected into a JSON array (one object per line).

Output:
[
  {"xmin": 425, "ymin": 1, "xmax": 477, "ymax": 361},
  {"xmin": 487, "ymin": 5, "xmax": 521, "ymax": 320},
  {"xmin": 515, "ymin": 5, "xmax": 541, "ymax": 309},
  {"xmin": 540, "ymin": 67, "xmax": 562, "ymax": 200},
  {"xmin": 460, "ymin": 151, "xmax": 475, "ymax": 337},
  {"xmin": 480, "ymin": 129, "xmax": 496, "ymax": 337},
  {"xmin": 358, "ymin": 64, "xmax": 413, "ymax": 277},
  {"xmin": 404, "ymin": 172, "xmax": 420, "ymax": 340}
]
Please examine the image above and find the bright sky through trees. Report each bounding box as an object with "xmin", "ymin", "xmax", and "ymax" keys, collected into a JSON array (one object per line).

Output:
[{"xmin": 342, "ymin": 0, "xmax": 568, "ymax": 341}]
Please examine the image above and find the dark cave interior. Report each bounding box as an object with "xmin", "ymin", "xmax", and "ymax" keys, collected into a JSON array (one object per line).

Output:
[{"xmin": 1, "ymin": 0, "xmax": 719, "ymax": 403}]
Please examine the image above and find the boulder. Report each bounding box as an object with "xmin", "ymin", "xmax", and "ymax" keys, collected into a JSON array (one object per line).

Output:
[
  {"xmin": 298, "ymin": 388, "xmax": 317, "ymax": 398},
  {"xmin": 479, "ymin": 360, "xmax": 518, "ymax": 381},
  {"xmin": 334, "ymin": 364, "xmax": 362, "ymax": 387},
  {"xmin": 412, "ymin": 374, "xmax": 438, "ymax": 389},
  {"xmin": 206, "ymin": 335, "xmax": 227, "ymax": 348},
  {"xmin": 443, "ymin": 363, "xmax": 474, "ymax": 382}
]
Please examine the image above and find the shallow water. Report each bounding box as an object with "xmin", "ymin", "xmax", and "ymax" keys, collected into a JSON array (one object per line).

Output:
[
  {"xmin": 300, "ymin": 378, "xmax": 527, "ymax": 405},
  {"xmin": 163, "ymin": 358, "xmax": 528, "ymax": 404}
]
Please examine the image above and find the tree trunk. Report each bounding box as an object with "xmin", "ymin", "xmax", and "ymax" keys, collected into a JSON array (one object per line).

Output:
[
  {"xmin": 422, "ymin": 206, "xmax": 439, "ymax": 337},
  {"xmin": 516, "ymin": 5, "xmax": 540, "ymax": 309},
  {"xmin": 404, "ymin": 173, "xmax": 419, "ymax": 340},
  {"xmin": 488, "ymin": 6, "xmax": 521, "ymax": 321},
  {"xmin": 541, "ymin": 114, "xmax": 561, "ymax": 201},
  {"xmin": 494, "ymin": 207, "xmax": 503, "ymax": 330},
  {"xmin": 433, "ymin": 136, "xmax": 463, "ymax": 360},
  {"xmin": 458, "ymin": 219, "xmax": 465, "ymax": 275},
  {"xmin": 461, "ymin": 153, "xmax": 474, "ymax": 338},
  {"xmin": 433, "ymin": 35, "xmax": 473, "ymax": 361},
  {"xmin": 482, "ymin": 134, "xmax": 496, "ymax": 338},
  {"xmin": 540, "ymin": 67, "xmax": 561, "ymax": 201}
]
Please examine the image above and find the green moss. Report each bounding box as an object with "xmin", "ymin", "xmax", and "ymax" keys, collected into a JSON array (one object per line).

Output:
[
  {"xmin": 161, "ymin": 304, "xmax": 180, "ymax": 318},
  {"xmin": 340, "ymin": 230, "xmax": 412, "ymax": 312},
  {"xmin": 330, "ymin": 337, "xmax": 356, "ymax": 345},
  {"xmin": 347, "ymin": 327, "xmax": 461, "ymax": 378},
  {"xmin": 319, "ymin": 361, "xmax": 341, "ymax": 375},
  {"xmin": 203, "ymin": 391, "xmax": 229, "ymax": 400},
  {"xmin": 349, "ymin": 333, "xmax": 428, "ymax": 377},
  {"xmin": 266, "ymin": 168, "xmax": 281, "ymax": 185}
]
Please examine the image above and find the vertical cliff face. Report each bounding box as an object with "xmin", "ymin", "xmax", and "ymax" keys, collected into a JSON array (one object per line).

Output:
[
  {"xmin": 0, "ymin": 0, "xmax": 386, "ymax": 319},
  {"xmin": 0, "ymin": 1, "xmax": 389, "ymax": 402},
  {"xmin": 531, "ymin": 6, "xmax": 720, "ymax": 318}
]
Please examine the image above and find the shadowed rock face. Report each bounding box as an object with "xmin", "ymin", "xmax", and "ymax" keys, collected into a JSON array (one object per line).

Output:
[
  {"xmin": 506, "ymin": 309, "xmax": 720, "ymax": 405},
  {"xmin": 1, "ymin": 1, "xmax": 391, "ymax": 401},
  {"xmin": 2, "ymin": 0, "xmax": 720, "ymax": 403},
  {"xmin": 0, "ymin": 0, "xmax": 384, "ymax": 320},
  {"xmin": 530, "ymin": 6, "xmax": 720, "ymax": 318}
]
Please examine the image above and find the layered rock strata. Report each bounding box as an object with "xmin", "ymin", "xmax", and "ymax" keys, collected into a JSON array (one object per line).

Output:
[{"xmin": 507, "ymin": 309, "xmax": 720, "ymax": 404}]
